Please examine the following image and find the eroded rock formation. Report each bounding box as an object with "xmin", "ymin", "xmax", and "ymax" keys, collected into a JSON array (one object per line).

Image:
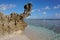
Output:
[{"xmin": 0, "ymin": 3, "xmax": 32, "ymax": 35}]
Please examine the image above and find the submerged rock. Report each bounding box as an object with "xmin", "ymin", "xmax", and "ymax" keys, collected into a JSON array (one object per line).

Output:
[{"xmin": 0, "ymin": 3, "xmax": 32, "ymax": 35}]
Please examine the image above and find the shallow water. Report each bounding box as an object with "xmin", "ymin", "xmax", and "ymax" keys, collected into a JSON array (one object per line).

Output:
[
  {"xmin": 24, "ymin": 24, "xmax": 60, "ymax": 40},
  {"xmin": 24, "ymin": 19, "xmax": 60, "ymax": 40},
  {"xmin": 25, "ymin": 19, "xmax": 60, "ymax": 33}
]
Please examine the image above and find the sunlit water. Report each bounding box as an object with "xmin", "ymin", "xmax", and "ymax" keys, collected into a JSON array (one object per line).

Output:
[{"xmin": 24, "ymin": 19, "xmax": 60, "ymax": 40}]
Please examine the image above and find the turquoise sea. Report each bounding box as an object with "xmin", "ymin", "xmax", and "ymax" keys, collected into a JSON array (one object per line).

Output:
[{"xmin": 24, "ymin": 19, "xmax": 60, "ymax": 40}]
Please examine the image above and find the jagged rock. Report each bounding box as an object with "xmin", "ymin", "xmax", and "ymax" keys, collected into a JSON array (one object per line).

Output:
[{"xmin": 0, "ymin": 3, "xmax": 32, "ymax": 35}]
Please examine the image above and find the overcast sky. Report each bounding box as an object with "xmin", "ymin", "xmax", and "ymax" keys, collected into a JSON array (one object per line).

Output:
[{"xmin": 0, "ymin": 0, "xmax": 60, "ymax": 19}]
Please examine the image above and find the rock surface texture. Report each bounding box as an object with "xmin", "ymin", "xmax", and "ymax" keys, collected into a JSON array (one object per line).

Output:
[{"xmin": 0, "ymin": 3, "xmax": 32, "ymax": 35}]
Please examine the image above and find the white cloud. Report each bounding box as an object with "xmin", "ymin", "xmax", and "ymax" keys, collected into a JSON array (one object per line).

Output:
[
  {"xmin": 43, "ymin": 12, "xmax": 46, "ymax": 15},
  {"xmin": 55, "ymin": 13, "xmax": 58, "ymax": 16},
  {"xmin": 45, "ymin": 6, "xmax": 50, "ymax": 10},
  {"xmin": 55, "ymin": 13, "xmax": 60, "ymax": 17},
  {"xmin": 31, "ymin": 9, "xmax": 40, "ymax": 12},
  {"xmin": 54, "ymin": 5, "xmax": 60, "ymax": 9},
  {"xmin": 42, "ymin": 6, "xmax": 50, "ymax": 10},
  {"xmin": 42, "ymin": 5, "xmax": 60, "ymax": 10},
  {"xmin": 0, "ymin": 4, "xmax": 16, "ymax": 10},
  {"xmin": 55, "ymin": 13, "xmax": 60, "ymax": 19}
]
